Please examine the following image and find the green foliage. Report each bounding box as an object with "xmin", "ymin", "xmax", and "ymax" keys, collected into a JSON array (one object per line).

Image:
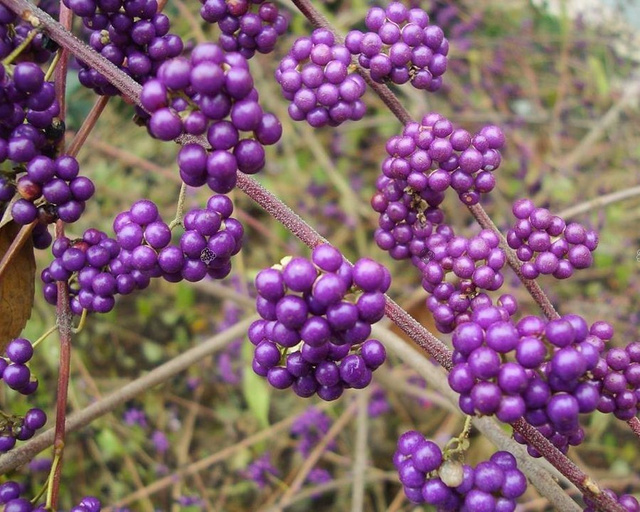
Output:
[{"xmin": 241, "ymin": 340, "xmax": 271, "ymax": 429}]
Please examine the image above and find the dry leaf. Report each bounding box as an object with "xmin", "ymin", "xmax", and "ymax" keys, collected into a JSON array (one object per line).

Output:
[{"xmin": 0, "ymin": 221, "xmax": 35, "ymax": 351}]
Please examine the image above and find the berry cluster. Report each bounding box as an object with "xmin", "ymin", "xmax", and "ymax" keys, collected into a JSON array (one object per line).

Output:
[
  {"xmin": 11, "ymin": 154, "xmax": 95, "ymax": 230},
  {"xmin": 0, "ymin": 69, "xmax": 55, "ymax": 153},
  {"xmin": 346, "ymin": 3, "xmax": 448, "ymax": 91},
  {"xmin": 450, "ymin": 312, "xmax": 613, "ymax": 455},
  {"xmin": 394, "ymin": 431, "xmax": 527, "ymax": 509},
  {"xmin": 275, "ymin": 28, "xmax": 366, "ymax": 127},
  {"xmin": 371, "ymin": 115, "xmax": 504, "ymax": 265},
  {"xmin": 167, "ymin": 194, "xmax": 243, "ymax": 281},
  {"xmin": 199, "ymin": 0, "xmax": 289, "ymax": 58},
  {"xmin": 63, "ymin": 0, "xmax": 183, "ymax": 95},
  {"xmin": 378, "ymin": 113, "xmax": 504, "ymax": 207},
  {"xmin": 42, "ymin": 196, "xmax": 243, "ymax": 314},
  {"xmin": 0, "ymin": 481, "xmax": 101, "ymax": 511},
  {"xmin": 507, "ymin": 199, "xmax": 598, "ymax": 279},
  {"xmin": 0, "ymin": 59, "xmax": 93, "ymax": 247},
  {"xmin": 419, "ymin": 230, "xmax": 509, "ymax": 333},
  {"xmin": 248, "ymin": 244, "xmax": 389, "ymax": 400},
  {"xmin": 1, "ymin": 338, "xmax": 39, "ymax": 396},
  {"xmin": 0, "ymin": 407, "xmax": 46, "ymax": 453},
  {"xmin": 591, "ymin": 342, "xmax": 640, "ymax": 420},
  {"xmin": 371, "ymin": 172, "xmax": 445, "ymax": 262},
  {"xmin": 0, "ymin": 5, "xmax": 57, "ymax": 63},
  {"xmin": 140, "ymin": 42, "xmax": 281, "ymax": 190},
  {"xmin": 0, "ymin": 338, "xmax": 47, "ymax": 453}
]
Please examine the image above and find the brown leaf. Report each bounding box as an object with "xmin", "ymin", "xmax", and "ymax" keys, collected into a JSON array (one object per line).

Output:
[{"xmin": 0, "ymin": 221, "xmax": 35, "ymax": 351}]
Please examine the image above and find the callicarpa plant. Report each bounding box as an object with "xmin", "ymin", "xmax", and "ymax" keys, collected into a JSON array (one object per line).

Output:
[{"xmin": 0, "ymin": 0, "xmax": 637, "ymax": 510}]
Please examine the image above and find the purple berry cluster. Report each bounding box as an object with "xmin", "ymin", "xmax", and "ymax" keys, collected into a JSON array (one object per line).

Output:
[
  {"xmin": 0, "ymin": 338, "xmax": 47, "ymax": 453},
  {"xmin": 275, "ymin": 28, "xmax": 366, "ymax": 127},
  {"xmin": 371, "ymin": 113, "xmax": 508, "ymax": 334},
  {"xmin": 376, "ymin": 113, "xmax": 504, "ymax": 209},
  {"xmin": 200, "ymin": 0, "xmax": 289, "ymax": 58},
  {"xmin": 63, "ymin": 0, "xmax": 183, "ymax": 95},
  {"xmin": 0, "ymin": 5, "xmax": 57, "ymax": 63},
  {"xmin": 371, "ymin": 172, "xmax": 445, "ymax": 262},
  {"xmin": 591, "ymin": 342, "xmax": 640, "ymax": 420},
  {"xmin": 10, "ymin": 154, "xmax": 95, "ymax": 232},
  {"xmin": 248, "ymin": 244, "xmax": 389, "ymax": 400},
  {"xmin": 140, "ymin": 43, "xmax": 281, "ymax": 190},
  {"xmin": 394, "ymin": 431, "xmax": 527, "ymax": 509},
  {"xmin": 345, "ymin": 3, "xmax": 448, "ymax": 91},
  {"xmin": 419, "ymin": 230, "xmax": 509, "ymax": 333},
  {"xmin": 0, "ymin": 481, "xmax": 101, "ymax": 511},
  {"xmin": 0, "ymin": 64, "xmax": 58, "ymax": 158},
  {"xmin": 1, "ymin": 338, "xmax": 39, "ymax": 396},
  {"xmin": 0, "ymin": 406, "xmax": 46, "ymax": 453},
  {"xmin": 42, "ymin": 195, "xmax": 243, "ymax": 314},
  {"xmin": 507, "ymin": 199, "xmax": 598, "ymax": 279},
  {"xmin": 584, "ymin": 489, "xmax": 640, "ymax": 512},
  {"xmin": 0, "ymin": 58, "xmax": 96, "ymax": 247},
  {"xmin": 450, "ymin": 312, "xmax": 614, "ymax": 455}
]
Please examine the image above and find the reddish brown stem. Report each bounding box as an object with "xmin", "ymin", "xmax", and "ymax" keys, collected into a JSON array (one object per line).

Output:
[
  {"xmin": 50, "ymin": 220, "xmax": 72, "ymax": 509},
  {"xmin": 49, "ymin": 3, "xmax": 73, "ymax": 508},
  {"xmin": 53, "ymin": 5, "xmax": 71, "ymax": 123},
  {"xmin": 628, "ymin": 417, "xmax": 640, "ymax": 438},
  {"xmin": 67, "ymin": 95, "xmax": 111, "ymax": 158}
]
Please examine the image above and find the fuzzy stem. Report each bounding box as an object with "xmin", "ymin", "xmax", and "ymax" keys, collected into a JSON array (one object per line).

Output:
[
  {"xmin": 67, "ymin": 95, "xmax": 111, "ymax": 158},
  {"xmin": 47, "ymin": 2, "xmax": 73, "ymax": 505},
  {"xmin": 50, "ymin": 220, "xmax": 71, "ymax": 509},
  {"xmin": 168, "ymin": 183, "xmax": 187, "ymax": 229}
]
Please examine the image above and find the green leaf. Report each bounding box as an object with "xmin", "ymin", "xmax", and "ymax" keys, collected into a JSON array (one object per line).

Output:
[
  {"xmin": 242, "ymin": 340, "xmax": 270, "ymax": 429},
  {"xmin": 587, "ymin": 55, "xmax": 609, "ymax": 98},
  {"xmin": 175, "ymin": 283, "xmax": 195, "ymax": 310},
  {"xmin": 96, "ymin": 428, "xmax": 125, "ymax": 461}
]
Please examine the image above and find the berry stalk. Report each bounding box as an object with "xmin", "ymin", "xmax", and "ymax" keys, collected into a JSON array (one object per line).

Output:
[{"xmin": 48, "ymin": 2, "xmax": 73, "ymax": 506}]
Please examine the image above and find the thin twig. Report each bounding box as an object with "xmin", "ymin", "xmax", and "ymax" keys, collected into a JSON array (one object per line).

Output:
[
  {"xmin": 67, "ymin": 96, "xmax": 111, "ymax": 158},
  {"xmin": 106, "ymin": 399, "xmax": 335, "ymax": 510},
  {"xmin": 276, "ymin": 400, "xmax": 358, "ymax": 509},
  {"xmin": 351, "ymin": 391, "xmax": 369, "ymax": 512},
  {"xmin": 559, "ymin": 69, "xmax": 640, "ymax": 171},
  {"xmin": 50, "ymin": 219, "xmax": 72, "ymax": 509},
  {"xmin": 556, "ymin": 184, "xmax": 640, "ymax": 220},
  {"xmin": 48, "ymin": 2, "xmax": 73, "ymax": 504},
  {"xmin": 0, "ymin": 316, "xmax": 258, "ymax": 475}
]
